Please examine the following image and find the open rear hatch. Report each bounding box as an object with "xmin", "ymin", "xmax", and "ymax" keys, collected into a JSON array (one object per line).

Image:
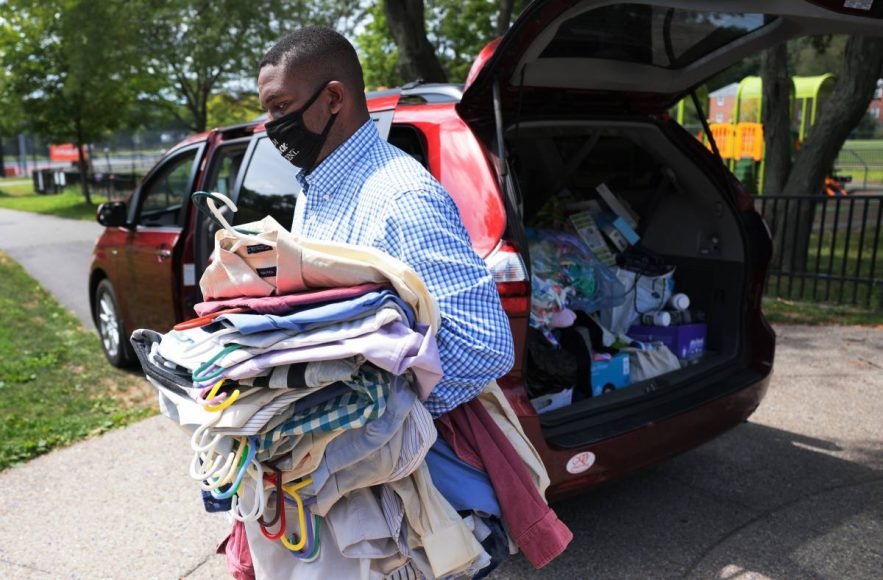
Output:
[
  {"xmin": 458, "ymin": 0, "xmax": 883, "ymax": 446},
  {"xmin": 459, "ymin": 0, "xmax": 883, "ymax": 122}
]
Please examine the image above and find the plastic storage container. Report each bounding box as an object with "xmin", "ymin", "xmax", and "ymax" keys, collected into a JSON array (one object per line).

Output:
[{"xmin": 626, "ymin": 323, "xmax": 707, "ymax": 361}]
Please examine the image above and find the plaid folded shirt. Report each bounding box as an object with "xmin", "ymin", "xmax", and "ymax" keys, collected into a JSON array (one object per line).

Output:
[{"xmin": 258, "ymin": 365, "xmax": 390, "ymax": 451}]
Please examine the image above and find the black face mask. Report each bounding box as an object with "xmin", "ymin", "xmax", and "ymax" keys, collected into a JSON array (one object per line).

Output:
[{"xmin": 264, "ymin": 82, "xmax": 337, "ymax": 173}]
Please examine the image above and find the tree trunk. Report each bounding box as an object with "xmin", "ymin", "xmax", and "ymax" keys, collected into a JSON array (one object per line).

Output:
[
  {"xmin": 0, "ymin": 139, "xmax": 6, "ymax": 177},
  {"xmin": 761, "ymin": 43, "xmax": 791, "ymax": 196},
  {"xmin": 383, "ymin": 0, "xmax": 447, "ymax": 83},
  {"xmin": 497, "ymin": 0, "xmax": 516, "ymax": 35},
  {"xmin": 74, "ymin": 117, "xmax": 92, "ymax": 205},
  {"xmin": 778, "ymin": 35, "xmax": 883, "ymax": 274},
  {"xmin": 760, "ymin": 42, "xmax": 792, "ymax": 272}
]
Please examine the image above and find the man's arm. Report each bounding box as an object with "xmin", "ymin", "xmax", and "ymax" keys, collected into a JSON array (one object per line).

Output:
[{"xmin": 373, "ymin": 186, "xmax": 515, "ymax": 416}]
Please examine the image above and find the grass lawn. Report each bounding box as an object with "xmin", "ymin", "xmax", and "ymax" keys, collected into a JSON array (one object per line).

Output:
[
  {"xmin": 0, "ymin": 180, "xmax": 112, "ymax": 221},
  {"xmin": 0, "ymin": 252, "xmax": 155, "ymax": 470},
  {"xmin": 763, "ymin": 296, "xmax": 883, "ymax": 326}
]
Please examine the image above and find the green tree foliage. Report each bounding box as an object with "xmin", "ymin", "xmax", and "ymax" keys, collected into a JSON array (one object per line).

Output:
[
  {"xmin": 428, "ymin": 0, "xmax": 498, "ymax": 83},
  {"xmin": 358, "ymin": 0, "xmax": 526, "ymax": 89},
  {"xmin": 206, "ymin": 92, "xmax": 264, "ymax": 129},
  {"xmin": 0, "ymin": 0, "xmax": 142, "ymax": 202},
  {"xmin": 134, "ymin": 0, "xmax": 360, "ymax": 133},
  {"xmin": 358, "ymin": 3, "xmax": 403, "ymax": 89}
]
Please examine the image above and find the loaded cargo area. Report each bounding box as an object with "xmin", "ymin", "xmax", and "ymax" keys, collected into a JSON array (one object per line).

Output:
[{"xmin": 506, "ymin": 121, "xmax": 748, "ymax": 422}]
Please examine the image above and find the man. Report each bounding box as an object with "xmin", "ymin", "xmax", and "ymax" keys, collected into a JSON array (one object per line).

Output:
[{"xmin": 257, "ymin": 26, "xmax": 514, "ymax": 416}]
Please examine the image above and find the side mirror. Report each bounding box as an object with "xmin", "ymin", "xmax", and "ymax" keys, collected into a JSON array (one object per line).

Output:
[{"xmin": 96, "ymin": 201, "xmax": 128, "ymax": 227}]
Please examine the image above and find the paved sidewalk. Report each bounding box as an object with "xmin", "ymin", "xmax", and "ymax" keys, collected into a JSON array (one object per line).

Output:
[
  {"xmin": 0, "ymin": 417, "xmax": 228, "ymax": 578},
  {"xmin": 0, "ymin": 208, "xmax": 101, "ymax": 329}
]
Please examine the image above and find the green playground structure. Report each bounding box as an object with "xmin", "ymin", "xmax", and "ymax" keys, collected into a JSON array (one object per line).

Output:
[{"xmin": 676, "ymin": 74, "xmax": 839, "ymax": 193}]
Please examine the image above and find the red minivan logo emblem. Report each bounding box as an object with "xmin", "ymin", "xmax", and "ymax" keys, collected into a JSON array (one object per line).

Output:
[{"xmin": 566, "ymin": 451, "xmax": 596, "ymax": 474}]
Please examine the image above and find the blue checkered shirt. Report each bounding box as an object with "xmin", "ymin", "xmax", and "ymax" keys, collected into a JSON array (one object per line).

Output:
[{"xmin": 293, "ymin": 120, "xmax": 514, "ymax": 416}]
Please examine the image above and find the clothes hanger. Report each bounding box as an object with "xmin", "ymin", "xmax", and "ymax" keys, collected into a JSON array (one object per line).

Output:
[
  {"xmin": 202, "ymin": 378, "xmax": 241, "ymax": 412},
  {"xmin": 191, "ymin": 191, "xmax": 264, "ymax": 242},
  {"xmin": 190, "ymin": 438, "xmax": 237, "ymax": 483},
  {"xmin": 211, "ymin": 438, "xmax": 257, "ymax": 500},
  {"xmin": 198, "ymin": 436, "xmax": 247, "ymax": 491},
  {"xmin": 280, "ymin": 479, "xmax": 313, "ymax": 552},
  {"xmin": 259, "ymin": 469, "xmax": 286, "ymax": 540},
  {"xmin": 282, "ymin": 496, "xmax": 320, "ymax": 560},
  {"xmin": 190, "ymin": 412, "xmax": 224, "ymax": 452},
  {"xmin": 173, "ymin": 308, "xmax": 247, "ymax": 331},
  {"xmin": 230, "ymin": 459, "xmax": 266, "ymax": 522},
  {"xmin": 192, "ymin": 345, "xmax": 242, "ymax": 383}
]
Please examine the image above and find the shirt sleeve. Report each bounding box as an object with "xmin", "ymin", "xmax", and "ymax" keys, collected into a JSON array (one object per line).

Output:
[{"xmin": 371, "ymin": 186, "xmax": 515, "ymax": 416}]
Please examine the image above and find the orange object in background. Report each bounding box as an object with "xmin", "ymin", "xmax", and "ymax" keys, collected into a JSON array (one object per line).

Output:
[
  {"xmin": 706, "ymin": 123, "xmax": 736, "ymax": 158},
  {"xmin": 734, "ymin": 123, "xmax": 764, "ymax": 161},
  {"xmin": 49, "ymin": 144, "xmax": 86, "ymax": 162},
  {"xmin": 824, "ymin": 177, "xmax": 847, "ymax": 197}
]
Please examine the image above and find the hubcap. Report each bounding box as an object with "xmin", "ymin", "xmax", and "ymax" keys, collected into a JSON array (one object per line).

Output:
[{"xmin": 97, "ymin": 292, "xmax": 120, "ymax": 358}]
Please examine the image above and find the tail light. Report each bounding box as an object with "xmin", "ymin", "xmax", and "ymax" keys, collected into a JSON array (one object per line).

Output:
[{"xmin": 485, "ymin": 241, "xmax": 530, "ymax": 315}]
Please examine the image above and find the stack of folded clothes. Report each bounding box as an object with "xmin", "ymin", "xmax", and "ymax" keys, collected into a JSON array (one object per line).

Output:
[{"xmin": 131, "ymin": 193, "xmax": 571, "ymax": 579}]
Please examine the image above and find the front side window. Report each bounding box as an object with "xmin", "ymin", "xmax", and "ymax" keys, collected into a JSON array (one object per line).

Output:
[
  {"xmin": 235, "ymin": 137, "xmax": 301, "ymax": 227},
  {"xmin": 137, "ymin": 149, "xmax": 198, "ymax": 227}
]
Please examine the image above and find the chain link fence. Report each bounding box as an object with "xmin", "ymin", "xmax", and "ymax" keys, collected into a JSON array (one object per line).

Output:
[
  {"xmin": 1, "ymin": 128, "xmax": 188, "ymax": 179},
  {"xmin": 834, "ymin": 145, "xmax": 883, "ymax": 191}
]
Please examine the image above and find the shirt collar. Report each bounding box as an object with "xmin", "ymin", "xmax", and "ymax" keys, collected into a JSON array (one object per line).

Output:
[{"xmin": 296, "ymin": 120, "xmax": 379, "ymax": 194}]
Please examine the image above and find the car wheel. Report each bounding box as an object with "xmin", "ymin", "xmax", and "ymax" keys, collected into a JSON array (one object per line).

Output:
[{"xmin": 94, "ymin": 279, "xmax": 134, "ymax": 367}]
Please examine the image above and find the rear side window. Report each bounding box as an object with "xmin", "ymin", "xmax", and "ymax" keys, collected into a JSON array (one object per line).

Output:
[
  {"xmin": 235, "ymin": 138, "xmax": 301, "ymax": 228},
  {"xmin": 541, "ymin": 5, "xmax": 768, "ymax": 69}
]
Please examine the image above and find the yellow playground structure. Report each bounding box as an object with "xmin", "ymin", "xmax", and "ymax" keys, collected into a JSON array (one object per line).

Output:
[{"xmin": 676, "ymin": 74, "xmax": 841, "ymax": 194}]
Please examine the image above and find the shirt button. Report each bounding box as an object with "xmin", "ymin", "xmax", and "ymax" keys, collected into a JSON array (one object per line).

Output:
[{"xmin": 322, "ymin": 194, "xmax": 330, "ymax": 202}]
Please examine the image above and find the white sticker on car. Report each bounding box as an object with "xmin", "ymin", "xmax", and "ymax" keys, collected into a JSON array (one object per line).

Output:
[
  {"xmin": 183, "ymin": 263, "xmax": 196, "ymax": 287},
  {"xmin": 566, "ymin": 451, "xmax": 596, "ymax": 474}
]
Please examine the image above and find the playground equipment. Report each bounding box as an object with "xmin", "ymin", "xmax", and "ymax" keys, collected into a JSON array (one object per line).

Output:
[{"xmin": 676, "ymin": 74, "xmax": 843, "ymax": 194}]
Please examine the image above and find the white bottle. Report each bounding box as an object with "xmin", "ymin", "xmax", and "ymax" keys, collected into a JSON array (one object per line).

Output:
[
  {"xmin": 667, "ymin": 293, "xmax": 690, "ymax": 311},
  {"xmin": 641, "ymin": 311, "xmax": 671, "ymax": 327}
]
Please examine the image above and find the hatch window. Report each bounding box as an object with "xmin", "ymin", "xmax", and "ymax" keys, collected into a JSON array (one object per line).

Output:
[{"xmin": 540, "ymin": 4, "xmax": 769, "ymax": 69}]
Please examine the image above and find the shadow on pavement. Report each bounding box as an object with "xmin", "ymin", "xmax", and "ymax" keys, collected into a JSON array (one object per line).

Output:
[{"xmin": 494, "ymin": 421, "xmax": 883, "ymax": 579}]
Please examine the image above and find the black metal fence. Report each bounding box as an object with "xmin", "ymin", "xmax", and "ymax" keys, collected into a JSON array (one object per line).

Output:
[{"xmin": 754, "ymin": 194, "xmax": 883, "ymax": 309}]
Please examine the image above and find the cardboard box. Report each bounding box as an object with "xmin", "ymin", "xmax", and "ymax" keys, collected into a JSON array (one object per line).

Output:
[
  {"xmin": 569, "ymin": 210, "xmax": 617, "ymax": 266},
  {"xmin": 626, "ymin": 323, "xmax": 707, "ymax": 361},
  {"xmin": 598, "ymin": 212, "xmax": 640, "ymax": 245},
  {"xmin": 591, "ymin": 353, "xmax": 631, "ymax": 397},
  {"xmin": 596, "ymin": 183, "xmax": 639, "ymax": 229},
  {"xmin": 594, "ymin": 211, "xmax": 640, "ymax": 250}
]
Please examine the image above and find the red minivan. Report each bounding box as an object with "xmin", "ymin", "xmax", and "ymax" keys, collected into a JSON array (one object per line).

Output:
[{"xmin": 90, "ymin": 1, "xmax": 883, "ymax": 499}]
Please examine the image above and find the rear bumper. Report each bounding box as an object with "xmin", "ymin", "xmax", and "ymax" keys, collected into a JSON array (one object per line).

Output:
[{"xmin": 504, "ymin": 368, "xmax": 771, "ymax": 502}]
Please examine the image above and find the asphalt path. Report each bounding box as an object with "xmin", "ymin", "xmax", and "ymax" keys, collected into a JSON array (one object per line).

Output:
[
  {"xmin": 0, "ymin": 208, "xmax": 880, "ymax": 578},
  {"xmin": 0, "ymin": 208, "xmax": 101, "ymax": 329}
]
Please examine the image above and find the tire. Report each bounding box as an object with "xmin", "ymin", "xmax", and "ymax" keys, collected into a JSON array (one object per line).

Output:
[{"xmin": 93, "ymin": 279, "xmax": 135, "ymax": 367}]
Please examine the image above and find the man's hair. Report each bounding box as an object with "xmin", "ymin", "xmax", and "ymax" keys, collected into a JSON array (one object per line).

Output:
[{"xmin": 260, "ymin": 26, "xmax": 365, "ymax": 94}]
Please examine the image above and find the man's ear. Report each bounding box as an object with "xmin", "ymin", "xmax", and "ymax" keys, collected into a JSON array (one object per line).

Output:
[{"xmin": 326, "ymin": 80, "xmax": 345, "ymax": 114}]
